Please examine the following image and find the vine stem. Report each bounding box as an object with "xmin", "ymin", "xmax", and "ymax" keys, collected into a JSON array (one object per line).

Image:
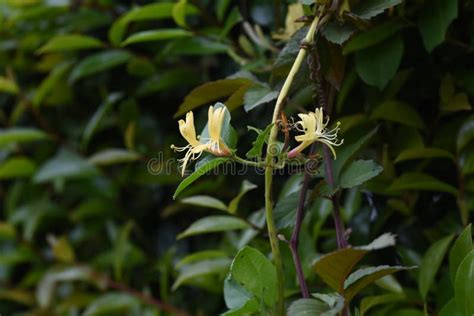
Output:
[{"xmin": 264, "ymin": 13, "xmax": 322, "ymax": 316}]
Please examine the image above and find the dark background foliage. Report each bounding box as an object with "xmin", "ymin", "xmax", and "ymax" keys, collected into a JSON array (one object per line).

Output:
[{"xmin": 0, "ymin": 0, "xmax": 473, "ymax": 315}]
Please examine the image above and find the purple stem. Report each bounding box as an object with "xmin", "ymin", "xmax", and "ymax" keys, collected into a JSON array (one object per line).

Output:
[
  {"xmin": 323, "ymin": 145, "xmax": 348, "ymax": 249},
  {"xmin": 289, "ymin": 144, "xmax": 316, "ymax": 298}
]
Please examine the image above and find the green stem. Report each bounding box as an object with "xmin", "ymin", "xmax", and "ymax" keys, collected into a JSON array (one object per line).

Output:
[
  {"xmin": 231, "ymin": 155, "xmax": 265, "ymax": 167},
  {"xmin": 264, "ymin": 14, "xmax": 322, "ymax": 316}
]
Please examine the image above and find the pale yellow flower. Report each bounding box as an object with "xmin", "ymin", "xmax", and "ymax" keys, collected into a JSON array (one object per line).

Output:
[
  {"xmin": 172, "ymin": 106, "xmax": 230, "ymax": 176},
  {"xmin": 288, "ymin": 107, "xmax": 343, "ymax": 158}
]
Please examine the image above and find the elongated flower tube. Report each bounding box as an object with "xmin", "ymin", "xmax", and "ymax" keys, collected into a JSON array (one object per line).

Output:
[
  {"xmin": 288, "ymin": 107, "xmax": 343, "ymax": 159},
  {"xmin": 171, "ymin": 106, "xmax": 230, "ymax": 176}
]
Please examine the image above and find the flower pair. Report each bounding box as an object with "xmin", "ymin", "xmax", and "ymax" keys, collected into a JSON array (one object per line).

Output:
[
  {"xmin": 172, "ymin": 106, "xmax": 230, "ymax": 176},
  {"xmin": 288, "ymin": 107, "xmax": 343, "ymax": 159}
]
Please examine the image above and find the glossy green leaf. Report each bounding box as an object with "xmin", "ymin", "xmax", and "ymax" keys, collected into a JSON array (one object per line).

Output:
[
  {"xmin": 228, "ymin": 180, "xmax": 258, "ymax": 214},
  {"xmin": 344, "ymin": 265, "xmax": 413, "ymax": 301},
  {"xmin": 457, "ymin": 116, "xmax": 474, "ymax": 152},
  {"xmin": 230, "ymin": 246, "xmax": 277, "ymax": 307},
  {"xmin": 332, "ymin": 126, "xmax": 378, "ymax": 180},
  {"xmin": 344, "ymin": 22, "xmax": 404, "ymax": 54},
  {"xmin": 386, "ymin": 172, "xmax": 458, "ymax": 196},
  {"xmin": 322, "ymin": 22, "xmax": 356, "ymax": 45},
  {"xmin": 360, "ymin": 293, "xmax": 406, "ymax": 316},
  {"xmin": 36, "ymin": 266, "xmax": 94, "ymax": 308},
  {"xmin": 355, "ymin": 34, "xmax": 404, "ymax": 89},
  {"xmin": 82, "ymin": 93, "xmax": 123, "ymax": 148},
  {"xmin": 418, "ymin": 234, "xmax": 454, "ymax": 299},
  {"xmin": 37, "ymin": 34, "xmax": 103, "ymax": 53},
  {"xmin": 0, "ymin": 157, "xmax": 36, "ymax": 179},
  {"xmin": 69, "ymin": 50, "xmax": 132, "ymax": 82},
  {"xmin": 0, "ymin": 128, "xmax": 48, "ymax": 148},
  {"xmin": 243, "ymin": 85, "xmax": 278, "ymax": 112},
  {"xmin": 439, "ymin": 299, "xmax": 463, "ymax": 316},
  {"xmin": 121, "ymin": 29, "xmax": 191, "ymax": 46},
  {"xmin": 83, "ymin": 293, "xmax": 140, "ymax": 316},
  {"xmin": 173, "ymin": 0, "xmax": 188, "ymax": 27},
  {"xmin": 449, "ymin": 224, "xmax": 473, "ymax": 284},
  {"xmin": 395, "ymin": 147, "xmax": 455, "ymax": 163},
  {"xmin": 172, "ymin": 258, "xmax": 231, "ymax": 290},
  {"xmin": 339, "ymin": 159, "xmax": 383, "ymax": 188},
  {"xmin": 454, "ymin": 250, "xmax": 474, "ymax": 316},
  {"xmin": 33, "ymin": 62, "xmax": 72, "ymax": 107},
  {"xmin": 87, "ymin": 148, "xmax": 140, "ymax": 166},
  {"xmin": 287, "ymin": 298, "xmax": 341, "ymax": 316},
  {"xmin": 34, "ymin": 149, "xmax": 99, "ymax": 183},
  {"xmin": 108, "ymin": 2, "xmax": 198, "ymax": 45},
  {"xmin": 223, "ymin": 277, "xmax": 256, "ymax": 310},
  {"xmin": 418, "ymin": 0, "xmax": 458, "ymax": 52},
  {"xmin": 0, "ymin": 76, "xmax": 19, "ymax": 94},
  {"xmin": 246, "ymin": 123, "xmax": 273, "ymax": 159},
  {"xmin": 176, "ymin": 250, "xmax": 228, "ymax": 269},
  {"xmin": 274, "ymin": 191, "xmax": 300, "ymax": 229},
  {"xmin": 371, "ymin": 101, "xmax": 425, "ymax": 129},
  {"xmin": 313, "ymin": 233, "xmax": 396, "ymax": 291},
  {"xmin": 352, "ymin": 0, "xmax": 403, "ymax": 19},
  {"xmin": 174, "ymin": 78, "xmax": 253, "ymax": 118},
  {"xmin": 180, "ymin": 195, "xmax": 228, "ymax": 211},
  {"xmin": 163, "ymin": 37, "xmax": 230, "ymax": 56},
  {"xmin": 177, "ymin": 215, "xmax": 250, "ymax": 239},
  {"xmin": 173, "ymin": 157, "xmax": 229, "ymax": 199}
]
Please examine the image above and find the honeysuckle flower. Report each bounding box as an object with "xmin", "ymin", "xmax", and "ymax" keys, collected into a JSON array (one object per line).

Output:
[
  {"xmin": 288, "ymin": 107, "xmax": 343, "ymax": 159},
  {"xmin": 171, "ymin": 106, "xmax": 230, "ymax": 176}
]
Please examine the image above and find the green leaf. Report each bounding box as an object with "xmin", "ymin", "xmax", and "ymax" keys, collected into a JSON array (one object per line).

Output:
[
  {"xmin": 33, "ymin": 62, "xmax": 72, "ymax": 107},
  {"xmin": 395, "ymin": 147, "xmax": 455, "ymax": 163},
  {"xmin": 34, "ymin": 149, "xmax": 99, "ymax": 183},
  {"xmin": 228, "ymin": 180, "xmax": 258, "ymax": 214},
  {"xmin": 0, "ymin": 128, "xmax": 49, "ymax": 148},
  {"xmin": 371, "ymin": 100, "xmax": 425, "ymax": 129},
  {"xmin": 355, "ymin": 34, "xmax": 404, "ymax": 89},
  {"xmin": 0, "ymin": 76, "xmax": 19, "ymax": 94},
  {"xmin": 108, "ymin": 2, "xmax": 198, "ymax": 45},
  {"xmin": 287, "ymin": 298, "xmax": 342, "ymax": 316},
  {"xmin": 114, "ymin": 221, "xmax": 133, "ymax": 280},
  {"xmin": 173, "ymin": 157, "xmax": 229, "ymax": 199},
  {"xmin": 339, "ymin": 160, "xmax": 383, "ymax": 188},
  {"xmin": 180, "ymin": 195, "xmax": 228, "ymax": 211},
  {"xmin": 386, "ymin": 172, "xmax": 458, "ymax": 196},
  {"xmin": 174, "ymin": 78, "xmax": 253, "ymax": 118},
  {"xmin": 344, "ymin": 265, "xmax": 413, "ymax": 301},
  {"xmin": 313, "ymin": 233, "xmax": 396, "ymax": 291},
  {"xmin": 360, "ymin": 293, "xmax": 406, "ymax": 316},
  {"xmin": 457, "ymin": 116, "xmax": 474, "ymax": 152},
  {"xmin": 173, "ymin": 0, "xmax": 188, "ymax": 27},
  {"xmin": 69, "ymin": 50, "xmax": 132, "ymax": 83},
  {"xmin": 449, "ymin": 224, "xmax": 473, "ymax": 284},
  {"xmin": 418, "ymin": 234, "xmax": 454, "ymax": 300},
  {"xmin": 0, "ymin": 157, "xmax": 36, "ymax": 179},
  {"xmin": 418, "ymin": 0, "xmax": 458, "ymax": 52},
  {"xmin": 274, "ymin": 191, "xmax": 300, "ymax": 229},
  {"xmin": 246, "ymin": 123, "xmax": 273, "ymax": 159},
  {"xmin": 343, "ymin": 22, "xmax": 404, "ymax": 54},
  {"xmin": 439, "ymin": 299, "xmax": 463, "ymax": 316},
  {"xmin": 322, "ymin": 22, "xmax": 356, "ymax": 45},
  {"xmin": 121, "ymin": 29, "xmax": 191, "ymax": 46},
  {"xmin": 82, "ymin": 93, "xmax": 123, "ymax": 148},
  {"xmin": 173, "ymin": 258, "xmax": 231, "ymax": 290},
  {"xmin": 177, "ymin": 215, "xmax": 250, "ymax": 239},
  {"xmin": 87, "ymin": 148, "xmax": 140, "ymax": 166},
  {"xmin": 332, "ymin": 127, "xmax": 378, "ymax": 180},
  {"xmin": 37, "ymin": 34, "xmax": 103, "ymax": 53},
  {"xmin": 454, "ymin": 250, "xmax": 474, "ymax": 316},
  {"xmin": 274, "ymin": 26, "xmax": 308, "ymax": 69},
  {"xmin": 83, "ymin": 293, "xmax": 140, "ymax": 316},
  {"xmin": 352, "ymin": 0, "xmax": 403, "ymax": 19},
  {"xmin": 176, "ymin": 250, "xmax": 228, "ymax": 269},
  {"xmin": 224, "ymin": 277, "xmax": 256, "ymax": 310},
  {"xmin": 243, "ymin": 85, "xmax": 278, "ymax": 112},
  {"xmin": 230, "ymin": 246, "xmax": 277, "ymax": 307},
  {"xmin": 222, "ymin": 298, "xmax": 259, "ymax": 315},
  {"xmin": 162, "ymin": 37, "xmax": 230, "ymax": 56},
  {"xmin": 36, "ymin": 266, "xmax": 94, "ymax": 308}
]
